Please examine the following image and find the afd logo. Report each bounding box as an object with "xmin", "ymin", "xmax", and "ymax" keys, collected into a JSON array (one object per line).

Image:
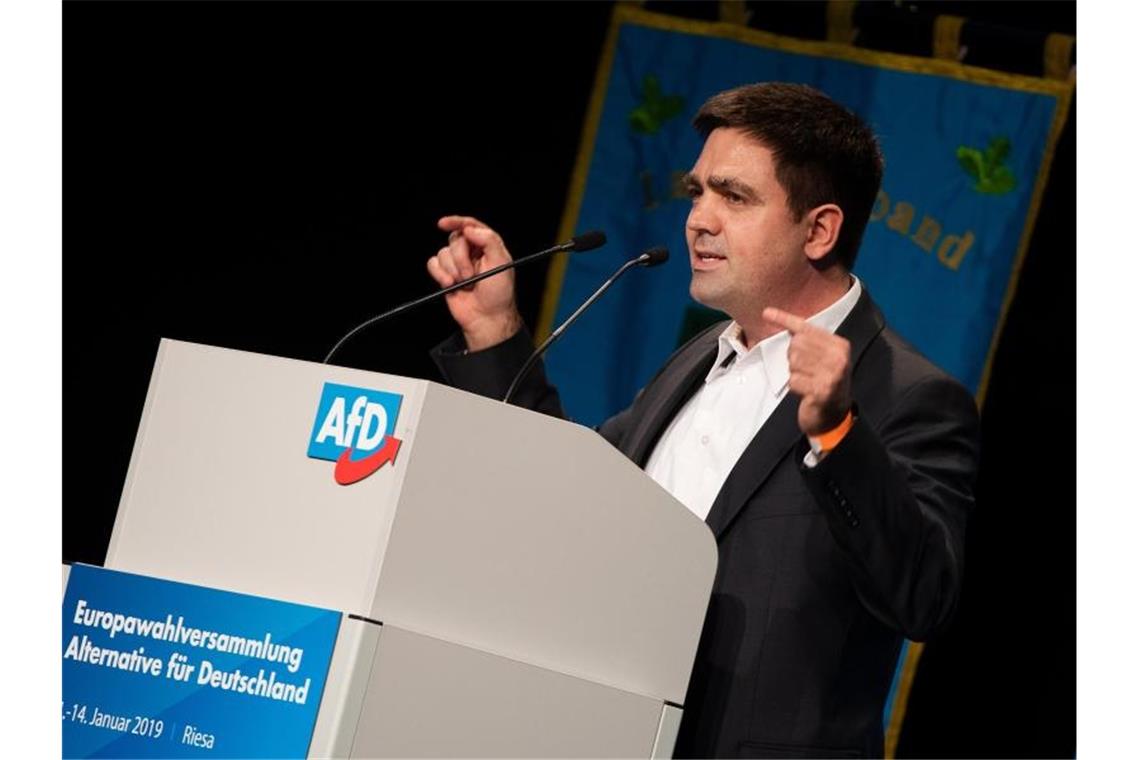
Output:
[{"xmin": 308, "ymin": 383, "xmax": 403, "ymax": 485}]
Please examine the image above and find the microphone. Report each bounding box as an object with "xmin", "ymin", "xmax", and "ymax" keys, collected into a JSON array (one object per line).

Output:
[
  {"xmin": 502, "ymin": 246, "xmax": 669, "ymax": 405},
  {"xmin": 323, "ymin": 230, "xmax": 606, "ymax": 364}
]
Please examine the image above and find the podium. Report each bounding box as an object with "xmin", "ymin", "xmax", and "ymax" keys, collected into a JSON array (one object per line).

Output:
[{"xmin": 95, "ymin": 338, "xmax": 717, "ymax": 757}]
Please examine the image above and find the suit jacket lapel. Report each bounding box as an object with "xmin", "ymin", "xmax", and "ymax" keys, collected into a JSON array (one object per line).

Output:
[
  {"xmin": 703, "ymin": 392, "xmax": 802, "ymax": 537},
  {"xmin": 703, "ymin": 289, "xmax": 887, "ymax": 538},
  {"xmin": 625, "ymin": 332, "xmax": 722, "ymax": 467}
]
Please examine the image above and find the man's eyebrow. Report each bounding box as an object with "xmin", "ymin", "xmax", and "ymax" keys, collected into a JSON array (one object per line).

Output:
[{"xmin": 706, "ymin": 175, "xmax": 758, "ymax": 200}]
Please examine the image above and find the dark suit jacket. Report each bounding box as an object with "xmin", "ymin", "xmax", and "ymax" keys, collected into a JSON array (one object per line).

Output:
[{"xmin": 432, "ymin": 289, "xmax": 979, "ymax": 759}]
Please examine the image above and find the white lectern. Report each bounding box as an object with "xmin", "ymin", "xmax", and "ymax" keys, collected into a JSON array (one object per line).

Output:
[{"xmin": 101, "ymin": 339, "xmax": 717, "ymax": 757}]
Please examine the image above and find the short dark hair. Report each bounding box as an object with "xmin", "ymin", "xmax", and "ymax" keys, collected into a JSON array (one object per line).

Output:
[{"xmin": 693, "ymin": 83, "xmax": 883, "ymax": 269}]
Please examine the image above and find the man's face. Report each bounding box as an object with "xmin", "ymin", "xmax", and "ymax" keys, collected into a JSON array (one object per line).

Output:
[{"xmin": 684, "ymin": 127, "xmax": 811, "ymax": 321}]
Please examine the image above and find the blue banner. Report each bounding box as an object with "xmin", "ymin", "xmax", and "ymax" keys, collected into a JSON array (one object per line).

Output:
[
  {"xmin": 62, "ymin": 564, "xmax": 341, "ymax": 758},
  {"xmin": 541, "ymin": 8, "xmax": 1071, "ymax": 424}
]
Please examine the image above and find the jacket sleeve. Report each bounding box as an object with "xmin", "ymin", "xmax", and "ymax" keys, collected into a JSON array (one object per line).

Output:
[
  {"xmin": 429, "ymin": 329, "xmax": 633, "ymax": 450},
  {"xmin": 799, "ymin": 376, "xmax": 980, "ymax": 641}
]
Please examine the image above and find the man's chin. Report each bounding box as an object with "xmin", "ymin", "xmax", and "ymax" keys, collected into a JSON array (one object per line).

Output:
[{"xmin": 690, "ymin": 280, "xmax": 726, "ymax": 311}]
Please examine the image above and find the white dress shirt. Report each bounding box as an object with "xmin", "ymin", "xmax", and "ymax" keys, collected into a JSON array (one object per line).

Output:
[{"xmin": 644, "ymin": 277, "xmax": 863, "ymax": 521}]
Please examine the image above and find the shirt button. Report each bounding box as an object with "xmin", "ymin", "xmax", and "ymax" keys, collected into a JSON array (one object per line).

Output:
[{"xmin": 700, "ymin": 435, "xmax": 710, "ymax": 445}]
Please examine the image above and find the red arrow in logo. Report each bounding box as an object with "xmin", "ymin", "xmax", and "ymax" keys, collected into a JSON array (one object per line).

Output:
[{"xmin": 333, "ymin": 435, "xmax": 402, "ymax": 485}]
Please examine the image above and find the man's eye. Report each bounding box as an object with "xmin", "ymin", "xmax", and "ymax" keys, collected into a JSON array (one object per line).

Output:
[{"xmin": 726, "ymin": 193, "xmax": 743, "ymax": 204}]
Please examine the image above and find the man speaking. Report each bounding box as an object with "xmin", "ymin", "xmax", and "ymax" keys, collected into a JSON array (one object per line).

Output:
[{"xmin": 426, "ymin": 83, "xmax": 979, "ymax": 759}]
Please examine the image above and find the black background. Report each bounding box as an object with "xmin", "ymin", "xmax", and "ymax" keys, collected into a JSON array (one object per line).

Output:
[{"xmin": 65, "ymin": 2, "xmax": 1075, "ymax": 756}]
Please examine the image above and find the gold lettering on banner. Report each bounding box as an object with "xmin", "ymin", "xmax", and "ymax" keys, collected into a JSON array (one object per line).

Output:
[
  {"xmin": 866, "ymin": 189, "xmax": 977, "ymax": 271},
  {"xmin": 937, "ymin": 230, "xmax": 974, "ymax": 270},
  {"xmin": 870, "ymin": 190, "xmax": 890, "ymax": 222},
  {"xmin": 910, "ymin": 216, "xmax": 942, "ymax": 253},
  {"xmin": 886, "ymin": 202, "xmax": 915, "ymax": 235}
]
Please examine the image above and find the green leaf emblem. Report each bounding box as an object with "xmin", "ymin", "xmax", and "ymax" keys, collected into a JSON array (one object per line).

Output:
[
  {"xmin": 630, "ymin": 75, "xmax": 685, "ymax": 136},
  {"xmin": 957, "ymin": 136, "xmax": 1017, "ymax": 194}
]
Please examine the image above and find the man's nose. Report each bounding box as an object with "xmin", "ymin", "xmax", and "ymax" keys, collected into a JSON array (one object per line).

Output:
[{"xmin": 687, "ymin": 196, "xmax": 719, "ymax": 236}]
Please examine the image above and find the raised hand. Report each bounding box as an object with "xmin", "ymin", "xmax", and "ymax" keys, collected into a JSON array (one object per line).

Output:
[
  {"xmin": 762, "ymin": 306, "xmax": 853, "ymax": 437},
  {"xmin": 428, "ymin": 215, "xmax": 523, "ymax": 351}
]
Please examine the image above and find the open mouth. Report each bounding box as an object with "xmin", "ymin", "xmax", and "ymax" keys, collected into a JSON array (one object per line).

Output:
[{"xmin": 693, "ymin": 251, "xmax": 727, "ymax": 268}]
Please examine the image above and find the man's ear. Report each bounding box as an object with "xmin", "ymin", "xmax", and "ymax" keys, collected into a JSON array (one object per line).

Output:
[{"xmin": 803, "ymin": 204, "xmax": 844, "ymax": 263}]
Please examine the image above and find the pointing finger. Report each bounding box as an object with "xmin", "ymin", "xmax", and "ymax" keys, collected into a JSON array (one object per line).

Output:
[
  {"xmin": 762, "ymin": 306, "xmax": 811, "ymax": 335},
  {"xmin": 438, "ymin": 215, "xmax": 490, "ymax": 232}
]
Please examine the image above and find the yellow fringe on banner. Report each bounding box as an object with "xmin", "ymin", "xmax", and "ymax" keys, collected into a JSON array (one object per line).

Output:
[
  {"xmin": 932, "ymin": 15, "xmax": 966, "ymax": 61},
  {"xmin": 718, "ymin": 0, "xmax": 749, "ymax": 26},
  {"xmin": 826, "ymin": 0, "xmax": 858, "ymax": 44},
  {"xmin": 884, "ymin": 641, "xmax": 926, "ymax": 757},
  {"xmin": 1044, "ymin": 32, "xmax": 1076, "ymax": 81}
]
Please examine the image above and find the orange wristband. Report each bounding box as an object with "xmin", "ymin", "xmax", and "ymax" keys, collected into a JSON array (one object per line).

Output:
[{"xmin": 811, "ymin": 410, "xmax": 855, "ymax": 452}]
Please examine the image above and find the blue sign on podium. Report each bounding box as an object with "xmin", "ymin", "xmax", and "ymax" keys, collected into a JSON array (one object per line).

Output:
[{"xmin": 62, "ymin": 564, "xmax": 342, "ymax": 758}]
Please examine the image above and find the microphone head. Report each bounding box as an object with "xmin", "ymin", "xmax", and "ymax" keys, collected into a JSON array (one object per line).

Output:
[
  {"xmin": 640, "ymin": 246, "xmax": 669, "ymax": 267},
  {"xmin": 569, "ymin": 230, "xmax": 607, "ymax": 252}
]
